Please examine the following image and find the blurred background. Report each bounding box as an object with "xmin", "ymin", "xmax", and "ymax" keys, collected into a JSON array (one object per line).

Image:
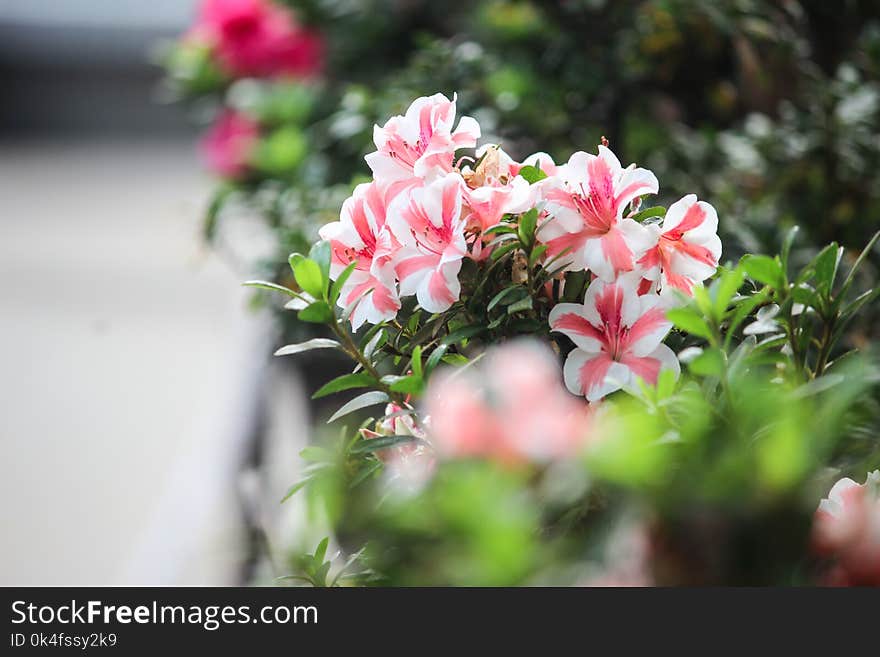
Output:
[
  {"xmin": 0, "ymin": 0, "xmax": 309, "ymax": 585},
  {"xmin": 2, "ymin": 0, "xmax": 879, "ymax": 585}
]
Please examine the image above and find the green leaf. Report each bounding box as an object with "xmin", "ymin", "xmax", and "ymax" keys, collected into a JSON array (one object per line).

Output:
[
  {"xmin": 381, "ymin": 374, "xmax": 424, "ymax": 395},
  {"xmin": 811, "ymin": 243, "xmax": 842, "ymax": 294},
  {"xmin": 791, "ymin": 283, "xmax": 817, "ymax": 308},
  {"xmin": 780, "ymin": 225, "xmax": 799, "ymax": 276},
  {"xmin": 425, "ymin": 344, "xmax": 450, "ymax": 375},
  {"xmin": 411, "ymin": 346, "xmax": 423, "ymax": 378},
  {"xmin": 667, "ymin": 307, "xmax": 714, "ymax": 340},
  {"xmin": 349, "ymin": 460, "xmax": 383, "ymax": 488},
  {"xmin": 313, "ymin": 537, "xmax": 329, "ymax": 565},
  {"xmin": 688, "ymin": 347, "xmax": 725, "ymax": 377},
  {"xmin": 275, "ymin": 338, "xmax": 340, "ymax": 356},
  {"xmin": 562, "ymin": 270, "xmax": 589, "ymax": 302},
  {"xmin": 528, "ymin": 244, "xmax": 548, "ymax": 267},
  {"xmin": 309, "ymin": 241, "xmax": 332, "ymax": 288},
  {"xmin": 518, "ymin": 164, "xmax": 547, "ymax": 184},
  {"xmin": 507, "ymin": 296, "xmax": 534, "ymax": 314},
  {"xmin": 483, "ymin": 224, "xmax": 517, "ymax": 236},
  {"xmin": 517, "ymin": 208, "xmax": 538, "ymax": 248},
  {"xmin": 741, "ymin": 254, "xmax": 784, "ymax": 288},
  {"xmin": 292, "ymin": 257, "xmax": 325, "ymax": 299},
  {"xmin": 350, "ymin": 434, "xmax": 418, "ymax": 454},
  {"xmin": 442, "ymin": 325, "xmax": 485, "ymax": 345},
  {"xmin": 487, "ymin": 285, "xmax": 527, "ymax": 312},
  {"xmin": 723, "ymin": 291, "xmax": 768, "ymax": 350},
  {"xmin": 300, "ymin": 446, "xmax": 332, "ymax": 462},
  {"xmin": 711, "ymin": 267, "xmax": 744, "ymax": 320},
  {"xmin": 327, "ymin": 391, "xmax": 389, "ymax": 424},
  {"xmin": 242, "ymin": 280, "xmax": 298, "ymax": 297},
  {"xmin": 630, "ymin": 205, "xmax": 666, "ymax": 222},
  {"xmin": 312, "ymin": 372, "xmax": 377, "ymax": 399},
  {"xmin": 490, "ymin": 241, "xmax": 519, "ymax": 261},
  {"xmin": 298, "ymin": 301, "xmax": 335, "ymax": 323},
  {"xmin": 330, "ymin": 262, "xmax": 357, "ymax": 305}
]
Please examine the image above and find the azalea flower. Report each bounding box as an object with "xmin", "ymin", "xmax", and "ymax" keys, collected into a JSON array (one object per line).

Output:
[
  {"xmin": 812, "ymin": 470, "xmax": 880, "ymax": 586},
  {"xmin": 199, "ymin": 109, "xmax": 260, "ymax": 179},
  {"xmin": 549, "ymin": 275, "xmax": 679, "ymax": 401},
  {"xmin": 637, "ymin": 194, "xmax": 722, "ymax": 294},
  {"xmin": 386, "ymin": 173, "xmax": 467, "ymax": 313},
  {"xmin": 460, "ymin": 145, "xmax": 533, "ymax": 253},
  {"xmin": 318, "ymin": 181, "xmax": 401, "ymax": 330},
  {"xmin": 365, "ymin": 93, "xmax": 480, "ymax": 186},
  {"xmin": 538, "ymin": 146, "xmax": 658, "ymax": 281},
  {"xmin": 425, "ymin": 341, "xmax": 593, "ymax": 464},
  {"xmin": 192, "ymin": 0, "xmax": 323, "ymax": 79}
]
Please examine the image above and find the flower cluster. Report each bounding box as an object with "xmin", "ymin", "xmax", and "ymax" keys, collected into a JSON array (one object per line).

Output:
[
  {"xmin": 188, "ymin": 0, "xmax": 323, "ymax": 80},
  {"xmin": 321, "ymin": 92, "xmax": 722, "ymax": 401}
]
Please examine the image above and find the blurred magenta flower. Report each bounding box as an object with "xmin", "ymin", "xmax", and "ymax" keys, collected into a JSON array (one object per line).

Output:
[
  {"xmin": 425, "ymin": 341, "xmax": 594, "ymax": 464},
  {"xmin": 191, "ymin": 0, "xmax": 324, "ymax": 79},
  {"xmin": 813, "ymin": 470, "xmax": 880, "ymax": 585},
  {"xmin": 200, "ymin": 109, "xmax": 260, "ymax": 179}
]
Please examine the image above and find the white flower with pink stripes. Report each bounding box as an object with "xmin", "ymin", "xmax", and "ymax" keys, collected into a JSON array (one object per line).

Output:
[
  {"xmin": 637, "ymin": 194, "xmax": 722, "ymax": 294},
  {"xmin": 539, "ymin": 146, "xmax": 658, "ymax": 281},
  {"xmin": 387, "ymin": 173, "xmax": 467, "ymax": 313},
  {"xmin": 549, "ymin": 275, "xmax": 679, "ymax": 401},
  {"xmin": 318, "ymin": 181, "xmax": 401, "ymax": 330},
  {"xmin": 365, "ymin": 93, "xmax": 480, "ymax": 187}
]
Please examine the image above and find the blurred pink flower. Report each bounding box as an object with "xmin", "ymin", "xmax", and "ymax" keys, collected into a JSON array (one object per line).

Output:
[
  {"xmin": 425, "ymin": 341, "xmax": 593, "ymax": 464},
  {"xmin": 199, "ymin": 109, "xmax": 259, "ymax": 179},
  {"xmin": 812, "ymin": 470, "xmax": 880, "ymax": 586},
  {"xmin": 361, "ymin": 403, "xmax": 435, "ymax": 491},
  {"xmin": 192, "ymin": 0, "xmax": 323, "ymax": 79}
]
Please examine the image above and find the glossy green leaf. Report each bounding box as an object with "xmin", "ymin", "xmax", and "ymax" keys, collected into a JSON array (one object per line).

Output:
[
  {"xmin": 298, "ymin": 301, "xmax": 334, "ymax": 323},
  {"xmin": 741, "ymin": 254, "xmax": 784, "ymax": 288},
  {"xmin": 312, "ymin": 372, "xmax": 378, "ymax": 399}
]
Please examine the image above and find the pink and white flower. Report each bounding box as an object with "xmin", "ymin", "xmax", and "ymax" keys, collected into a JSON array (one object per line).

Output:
[
  {"xmin": 365, "ymin": 93, "xmax": 480, "ymax": 187},
  {"xmin": 549, "ymin": 275, "xmax": 679, "ymax": 402},
  {"xmin": 199, "ymin": 109, "xmax": 259, "ymax": 179},
  {"xmin": 387, "ymin": 173, "xmax": 467, "ymax": 313},
  {"xmin": 812, "ymin": 470, "xmax": 880, "ymax": 586},
  {"xmin": 637, "ymin": 194, "xmax": 722, "ymax": 294},
  {"xmin": 318, "ymin": 181, "xmax": 401, "ymax": 330},
  {"xmin": 538, "ymin": 146, "xmax": 658, "ymax": 281}
]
